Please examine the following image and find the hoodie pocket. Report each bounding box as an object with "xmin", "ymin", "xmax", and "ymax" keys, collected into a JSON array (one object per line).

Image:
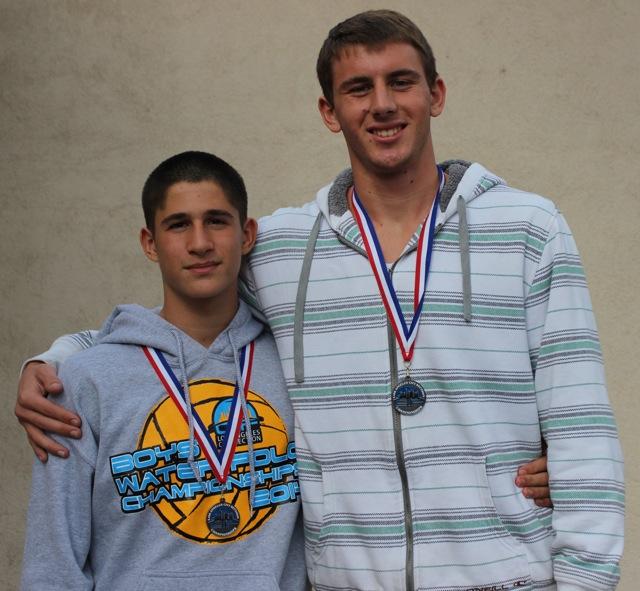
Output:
[
  {"xmin": 136, "ymin": 571, "xmax": 280, "ymax": 591},
  {"xmin": 481, "ymin": 455, "xmax": 555, "ymax": 584},
  {"xmin": 310, "ymin": 470, "xmax": 400, "ymax": 591},
  {"xmin": 408, "ymin": 461, "xmax": 536, "ymax": 590}
]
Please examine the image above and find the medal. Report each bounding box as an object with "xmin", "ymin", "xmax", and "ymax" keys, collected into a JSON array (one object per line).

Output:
[
  {"xmin": 392, "ymin": 361, "xmax": 427, "ymax": 414},
  {"xmin": 142, "ymin": 340, "xmax": 255, "ymax": 483},
  {"xmin": 351, "ymin": 168, "xmax": 444, "ymax": 414},
  {"xmin": 207, "ymin": 499, "xmax": 240, "ymax": 537}
]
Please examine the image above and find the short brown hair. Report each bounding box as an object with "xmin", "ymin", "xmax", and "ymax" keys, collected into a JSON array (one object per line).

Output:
[
  {"xmin": 316, "ymin": 9, "xmax": 438, "ymax": 106},
  {"xmin": 141, "ymin": 151, "xmax": 248, "ymax": 232}
]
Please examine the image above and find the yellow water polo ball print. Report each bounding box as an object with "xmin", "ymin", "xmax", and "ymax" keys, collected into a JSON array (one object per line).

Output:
[{"xmin": 109, "ymin": 378, "xmax": 299, "ymax": 544}]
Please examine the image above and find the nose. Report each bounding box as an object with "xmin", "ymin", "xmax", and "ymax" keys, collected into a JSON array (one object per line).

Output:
[
  {"xmin": 188, "ymin": 222, "xmax": 213, "ymax": 255},
  {"xmin": 371, "ymin": 81, "xmax": 397, "ymax": 116}
]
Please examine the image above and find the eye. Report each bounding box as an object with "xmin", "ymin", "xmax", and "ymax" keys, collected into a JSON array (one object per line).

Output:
[
  {"xmin": 347, "ymin": 83, "xmax": 372, "ymax": 96},
  {"xmin": 206, "ymin": 216, "xmax": 225, "ymax": 225},
  {"xmin": 390, "ymin": 78, "xmax": 413, "ymax": 90},
  {"xmin": 168, "ymin": 220, "xmax": 189, "ymax": 231}
]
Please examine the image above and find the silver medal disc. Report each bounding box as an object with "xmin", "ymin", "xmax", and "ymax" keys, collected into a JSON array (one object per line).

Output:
[
  {"xmin": 207, "ymin": 501, "xmax": 240, "ymax": 537},
  {"xmin": 392, "ymin": 377, "xmax": 427, "ymax": 415}
]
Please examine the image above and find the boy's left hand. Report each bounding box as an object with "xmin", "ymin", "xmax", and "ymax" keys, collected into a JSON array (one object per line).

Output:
[{"xmin": 516, "ymin": 455, "xmax": 552, "ymax": 508}]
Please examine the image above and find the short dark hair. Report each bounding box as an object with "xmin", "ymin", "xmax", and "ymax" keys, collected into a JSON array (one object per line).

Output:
[
  {"xmin": 141, "ymin": 151, "xmax": 248, "ymax": 231},
  {"xmin": 316, "ymin": 9, "xmax": 438, "ymax": 106}
]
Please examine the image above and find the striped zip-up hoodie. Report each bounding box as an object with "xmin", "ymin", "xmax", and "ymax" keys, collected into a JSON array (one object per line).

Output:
[{"xmin": 242, "ymin": 161, "xmax": 624, "ymax": 591}]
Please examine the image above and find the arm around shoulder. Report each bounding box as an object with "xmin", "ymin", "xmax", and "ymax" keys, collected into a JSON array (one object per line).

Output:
[{"xmin": 16, "ymin": 330, "xmax": 99, "ymax": 461}]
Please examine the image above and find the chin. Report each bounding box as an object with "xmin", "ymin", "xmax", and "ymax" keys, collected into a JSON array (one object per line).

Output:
[
  {"xmin": 195, "ymin": 289, "xmax": 228, "ymax": 301},
  {"xmin": 364, "ymin": 149, "xmax": 409, "ymax": 169},
  {"xmin": 370, "ymin": 158, "xmax": 411, "ymax": 176}
]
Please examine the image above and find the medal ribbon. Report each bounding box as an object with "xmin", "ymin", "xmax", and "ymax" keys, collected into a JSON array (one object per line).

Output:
[
  {"xmin": 351, "ymin": 167, "xmax": 444, "ymax": 362},
  {"xmin": 142, "ymin": 340, "xmax": 255, "ymax": 483}
]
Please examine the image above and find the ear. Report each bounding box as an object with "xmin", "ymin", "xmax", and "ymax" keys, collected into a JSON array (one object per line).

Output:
[
  {"xmin": 241, "ymin": 217, "xmax": 258, "ymax": 255},
  {"xmin": 429, "ymin": 77, "xmax": 447, "ymax": 118},
  {"xmin": 318, "ymin": 96, "xmax": 342, "ymax": 133},
  {"xmin": 140, "ymin": 227, "xmax": 159, "ymax": 262}
]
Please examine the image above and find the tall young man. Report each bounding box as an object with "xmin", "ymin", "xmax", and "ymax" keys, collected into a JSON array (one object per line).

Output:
[
  {"xmin": 21, "ymin": 152, "xmax": 306, "ymax": 590},
  {"xmin": 17, "ymin": 10, "xmax": 622, "ymax": 591}
]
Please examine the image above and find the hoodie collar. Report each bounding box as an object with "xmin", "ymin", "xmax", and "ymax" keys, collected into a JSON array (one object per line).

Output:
[
  {"xmin": 316, "ymin": 160, "xmax": 503, "ymax": 253},
  {"xmin": 96, "ymin": 299, "xmax": 263, "ymax": 367}
]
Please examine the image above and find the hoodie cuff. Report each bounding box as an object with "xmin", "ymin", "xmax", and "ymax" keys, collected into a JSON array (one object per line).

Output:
[{"xmin": 19, "ymin": 356, "xmax": 53, "ymax": 377}]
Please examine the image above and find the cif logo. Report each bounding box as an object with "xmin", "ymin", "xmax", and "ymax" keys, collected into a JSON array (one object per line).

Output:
[{"xmin": 209, "ymin": 398, "xmax": 263, "ymax": 448}]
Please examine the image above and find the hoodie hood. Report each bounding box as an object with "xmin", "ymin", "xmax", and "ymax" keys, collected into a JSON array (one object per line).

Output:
[
  {"xmin": 96, "ymin": 299, "xmax": 263, "ymax": 368},
  {"xmin": 315, "ymin": 160, "xmax": 504, "ymax": 244}
]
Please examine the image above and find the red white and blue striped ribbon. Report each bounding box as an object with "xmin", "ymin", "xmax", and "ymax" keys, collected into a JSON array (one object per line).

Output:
[
  {"xmin": 351, "ymin": 167, "xmax": 444, "ymax": 362},
  {"xmin": 142, "ymin": 340, "xmax": 255, "ymax": 483}
]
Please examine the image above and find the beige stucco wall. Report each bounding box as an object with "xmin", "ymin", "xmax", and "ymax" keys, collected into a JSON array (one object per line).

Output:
[{"xmin": 2, "ymin": 1, "xmax": 638, "ymax": 588}]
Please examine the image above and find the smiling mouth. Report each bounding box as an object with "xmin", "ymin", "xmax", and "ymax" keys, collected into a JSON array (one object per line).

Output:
[{"xmin": 370, "ymin": 125, "xmax": 403, "ymax": 138}]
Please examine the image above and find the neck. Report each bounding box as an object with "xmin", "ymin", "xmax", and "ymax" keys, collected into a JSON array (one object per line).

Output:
[
  {"xmin": 160, "ymin": 293, "xmax": 239, "ymax": 348},
  {"xmin": 352, "ymin": 160, "xmax": 440, "ymax": 222},
  {"xmin": 350, "ymin": 157, "xmax": 441, "ymax": 262}
]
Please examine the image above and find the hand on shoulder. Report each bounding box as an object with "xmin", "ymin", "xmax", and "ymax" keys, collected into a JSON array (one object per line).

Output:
[{"xmin": 15, "ymin": 361, "xmax": 82, "ymax": 462}]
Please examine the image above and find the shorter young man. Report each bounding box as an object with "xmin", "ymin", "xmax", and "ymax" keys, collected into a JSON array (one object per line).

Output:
[{"xmin": 21, "ymin": 152, "xmax": 307, "ymax": 590}]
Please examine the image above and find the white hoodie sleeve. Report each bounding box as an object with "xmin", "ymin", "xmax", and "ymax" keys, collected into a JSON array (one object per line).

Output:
[
  {"xmin": 21, "ymin": 330, "xmax": 99, "ymax": 373},
  {"xmin": 526, "ymin": 210, "xmax": 624, "ymax": 590}
]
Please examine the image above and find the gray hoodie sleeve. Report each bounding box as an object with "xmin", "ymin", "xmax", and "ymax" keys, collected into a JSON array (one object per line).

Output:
[{"xmin": 20, "ymin": 359, "xmax": 98, "ymax": 590}]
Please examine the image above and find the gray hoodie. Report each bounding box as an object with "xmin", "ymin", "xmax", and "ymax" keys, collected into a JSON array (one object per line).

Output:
[{"xmin": 21, "ymin": 301, "xmax": 307, "ymax": 590}]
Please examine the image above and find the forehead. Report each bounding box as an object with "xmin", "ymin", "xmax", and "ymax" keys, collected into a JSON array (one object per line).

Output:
[
  {"xmin": 160, "ymin": 180, "xmax": 236, "ymax": 215},
  {"xmin": 331, "ymin": 42, "xmax": 424, "ymax": 82}
]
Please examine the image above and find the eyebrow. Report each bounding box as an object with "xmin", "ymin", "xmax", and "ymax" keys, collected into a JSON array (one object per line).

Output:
[
  {"xmin": 387, "ymin": 68, "xmax": 422, "ymax": 80},
  {"xmin": 159, "ymin": 209, "xmax": 234, "ymax": 227}
]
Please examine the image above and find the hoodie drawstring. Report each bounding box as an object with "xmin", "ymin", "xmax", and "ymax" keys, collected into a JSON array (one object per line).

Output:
[
  {"xmin": 294, "ymin": 211, "xmax": 323, "ymax": 384},
  {"xmin": 294, "ymin": 196, "xmax": 472, "ymax": 386},
  {"xmin": 457, "ymin": 196, "xmax": 472, "ymax": 323},
  {"xmin": 228, "ymin": 330, "xmax": 257, "ymax": 512},
  {"xmin": 171, "ymin": 329, "xmax": 203, "ymax": 483}
]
